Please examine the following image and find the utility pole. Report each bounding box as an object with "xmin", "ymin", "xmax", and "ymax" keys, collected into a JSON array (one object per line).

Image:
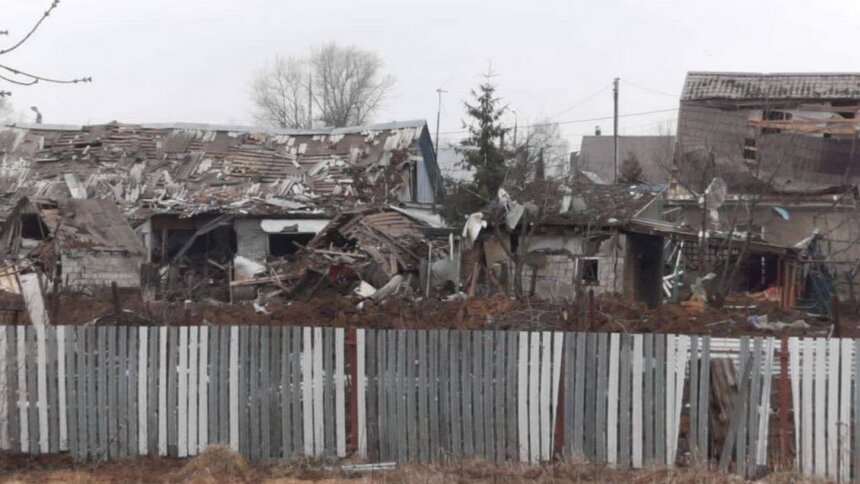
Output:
[
  {"xmin": 307, "ymin": 73, "xmax": 313, "ymax": 128},
  {"xmin": 613, "ymin": 77, "xmax": 620, "ymax": 183},
  {"xmin": 434, "ymin": 88, "xmax": 447, "ymax": 157}
]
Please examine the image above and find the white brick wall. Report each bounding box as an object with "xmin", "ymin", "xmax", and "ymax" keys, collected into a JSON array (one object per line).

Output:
[{"xmin": 61, "ymin": 252, "xmax": 143, "ymax": 289}]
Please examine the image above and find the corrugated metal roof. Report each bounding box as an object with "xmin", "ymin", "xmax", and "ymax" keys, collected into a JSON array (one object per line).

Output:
[{"xmin": 682, "ymin": 72, "xmax": 860, "ymax": 101}]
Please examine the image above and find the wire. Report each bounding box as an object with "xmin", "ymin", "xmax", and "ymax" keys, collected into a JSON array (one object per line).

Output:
[
  {"xmin": 622, "ymin": 79, "xmax": 679, "ymax": 98},
  {"xmin": 0, "ymin": 0, "xmax": 59, "ymax": 56},
  {"xmin": 439, "ymin": 107, "xmax": 678, "ymax": 135},
  {"xmin": 546, "ymin": 84, "xmax": 611, "ymax": 119}
]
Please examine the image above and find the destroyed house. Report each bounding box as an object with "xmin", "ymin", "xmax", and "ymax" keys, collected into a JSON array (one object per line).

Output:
[
  {"xmin": 0, "ymin": 197, "xmax": 145, "ymax": 290},
  {"xmin": 577, "ymin": 135, "xmax": 675, "ymax": 185},
  {"xmin": 672, "ymin": 72, "xmax": 860, "ymax": 303},
  {"xmin": 0, "ymin": 120, "xmax": 443, "ymax": 300}
]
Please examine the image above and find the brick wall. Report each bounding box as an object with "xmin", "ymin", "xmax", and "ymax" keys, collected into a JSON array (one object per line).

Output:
[{"xmin": 61, "ymin": 251, "xmax": 143, "ymax": 289}]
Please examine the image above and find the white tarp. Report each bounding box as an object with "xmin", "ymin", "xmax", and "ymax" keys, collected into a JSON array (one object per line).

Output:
[{"xmin": 259, "ymin": 219, "xmax": 330, "ymax": 234}]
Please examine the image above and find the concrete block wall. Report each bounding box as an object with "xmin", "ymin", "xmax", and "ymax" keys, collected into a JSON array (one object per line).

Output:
[
  {"xmin": 61, "ymin": 251, "xmax": 143, "ymax": 289},
  {"xmin": 234, "ymin": 218, "xmax": 267, "ymax": 262}
]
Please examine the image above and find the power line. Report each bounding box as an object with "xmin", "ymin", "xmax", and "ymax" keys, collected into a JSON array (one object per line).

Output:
[
  {"xmin": 621, "ymin": 79, "xmax": 679, "ymax": 98},
  {"xmin": 546, "ymin": 83, "xmax": 611, "ymax": 119},
  {"xmin": 438, "ymin": 107, "xmax": 678, "ymax": 135}
]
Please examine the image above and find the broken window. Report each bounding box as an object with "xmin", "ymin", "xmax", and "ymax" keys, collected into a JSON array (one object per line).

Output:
[
  {"xmin": 762, "ymin": 110, "xmax": 792, "ymax": 134},
  {"xmin": 20, "ymin": 213, "xmax": 48, "ymax": 240},
  {"xmin": 580, "ymin": 258, "xmax": 599, "ymax": 286},
  {"xmin": 743, "ymin": 138, "xmax": 757, "ymax": 162},
  {"xmin": 268, "ymin": 232, "xmax": 315, "ymax": 256}
]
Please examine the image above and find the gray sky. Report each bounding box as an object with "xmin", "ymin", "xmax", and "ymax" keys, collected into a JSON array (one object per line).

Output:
[{"xmin": 2, "ymin": 0, "xmax": 860, "ymax": 150}]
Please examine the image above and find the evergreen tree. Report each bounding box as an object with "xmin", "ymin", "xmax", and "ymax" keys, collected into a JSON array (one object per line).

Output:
[{"xmin": 438, "ymin": 77, "xmax": 510, "ymax": 224}]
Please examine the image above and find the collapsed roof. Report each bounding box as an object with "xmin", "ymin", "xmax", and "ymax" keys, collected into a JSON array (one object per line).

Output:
[{"xmin": 0, "ymin": 120, "xmax": 442, "ymax": 221}]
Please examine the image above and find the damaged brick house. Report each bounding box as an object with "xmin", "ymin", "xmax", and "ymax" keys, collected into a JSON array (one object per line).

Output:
[
  {"xmin": 0, "ymin": 120, "xmax": 443, "ymax": 301},
  {"xmin": 670, "ymin": 72, "xmax": 860, "ymax": 308}
]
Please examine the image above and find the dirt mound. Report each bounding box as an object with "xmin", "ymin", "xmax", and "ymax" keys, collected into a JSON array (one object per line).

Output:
[{"xmin": 171, "ymin": 445, "xmax": 253, "ymax": 483}]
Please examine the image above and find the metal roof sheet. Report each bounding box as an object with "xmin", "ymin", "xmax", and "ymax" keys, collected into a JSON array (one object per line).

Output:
[{"xmin": 682, "ymin": 72, "xmax": 860, "ymax": 102}]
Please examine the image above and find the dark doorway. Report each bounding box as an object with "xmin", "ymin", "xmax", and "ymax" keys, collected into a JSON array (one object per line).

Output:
[{"xmin": 626, "ymin": 232, "xmax": 664, "ymax": 308}]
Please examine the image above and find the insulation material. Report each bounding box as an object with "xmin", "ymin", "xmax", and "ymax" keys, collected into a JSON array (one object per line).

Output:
[{"xmin": 260, "ymin": 219, "xmax": 330, "ymax": 234}]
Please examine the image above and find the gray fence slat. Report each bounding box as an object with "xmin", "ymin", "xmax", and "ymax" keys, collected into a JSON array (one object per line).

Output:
[
  {"xmin": 129, "ymin": 328, "xmax": 139, "ymax": 457},
  {"xmin": 506, "ymin": 330, "xmax": 518, "ymax": 461},
  {"xmin": 147, "ymin": 327, "xmax": 158, "ymax": 456},
  {"xmin": 374, "ymin": 331, "xmax": 388, "ymax": 461},
  {"xmin": 746, "ymin": 337, "xmax": 762, "ymax": 477},
  {"xmin": 46, "ymin": 328, "xmax": 59, "ymax": 454},
  {"xmin": 290, "ymin": 328, "xmax": 303, "ymax": 456},
  {"xmin": 584, "ymin": 333, "xmax": 596, "ymax": 460},
  {"xmin": 279, "ymin": 328, "xmax": 291, "ymax": 457},
  {"xmin": 395, "ymin": 330, "xmax": 408, "ymax": 462},
  {"xmin": 643, "ymin": 334, "xmax": 654, "ymax": 464},
  {"xmin": 7, "ymin": 327, "xmax": 19, "ymax": 453},
  {"xmin": 461, "ymin": 331, "xmax": 474, "ymax": 457},
  {"xmin": 473, "ymin": 332, "xmax": 486, "ymax": 459},
  {"xmin": 689, "ymin": 336, "xmax": 700, "ymax": 462},
  {"xmin": 106, "ymin": 327, "xmax": 117, "ymax": 460},
  {"xmin": 26, "ymin": 327, "xmax": 38, "ymax": 455},
  {"xmin": 261, "ymin": 327, "xmax": 273, "ymax": 459},
  {"xmin": 563, "ymin": 332, "xmax": 574, "ymax": 457},
  {"xmin": 167, "ymin": 327, "xmax": 178, "ymax": 458},
  {"xmin": 237, "ymin": 327, "xmax": 248, "ymax": 458},
  {"xmin": 206, "ymin": 327, "xmax": 218, "ymax": 446},
  {"xmin": 249, "ymin": 326, "xmax": 261, "ymax": 460},
  {"xmin": 270, "ymin": 327, "xmax": 282, "ymax": 458},
  {"xmin": 65, "ymin": 327, "xmax": 78, "ymax": 458},
  {"xmin": 854, "ymin": 339, "xmax": 860, "ymax": 481},
  {"xmin": 428, "ymin": 330, "xmax": 440, "ymax": 461},
  {"xmin": 323, "ymin": 327, "xmax": 335, "ymax": 454},
  {"xmin": 736, "ymin": 336, "xmax": 755, "ymax": 476},
  {"xmin": 417, "ymin": 331, "xmax": 429, "ymax": 462},
  {"xmin": 571, "ymin": 333, "xmax": 584, "ymax": 459},
  {"xmin": 405, "ymin": 330, "xmax": 417, "ymax": 461},
  {"xmin": 365, "ymin": 330, "xmax": 379, "ymax": 461},
  {"xmin": 438, "ymin": 330, "xmax": 450, "ymax": 459},
  {"xmin": 449, "ymin": 331, "xmax": 462, "ymax": 459},
  {"xmin": 618, "ymin": 334, "xmax": 631, "ymax": 468},
  {"xmin": 117, "ymin": 326, "xmax": 128, "ymax": 458},
  {"xmin": 381, "ymin": 331, "xmax": 393, "ymax": 461},
  {"xmin": 596, "ymin": 332, "xmax": 608, "ymax": 464},
  {"xmin": 493, "ymin": 331, "xmax": 505, "ymax": 463},
  {"xmin": 698, "ymin": 336, "xmax": 711, "ymax": 464},
  {"xmin": 482, "ymin": 331, "xmax": 495, "ymax": 462},
  {"xmin": 85, "ymin": 328, "xmax": 97, "ymax": 459},
  {"xmin": 654, "ymin": 334, "xmax": 666, "ymax": 465}
]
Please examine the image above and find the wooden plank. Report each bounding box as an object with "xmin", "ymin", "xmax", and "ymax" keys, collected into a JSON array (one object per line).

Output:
[
  {"xmin": 373, "ymin": 331, "xmax": 387, "ymax": 460},
  {"xmin": 670, "ymin": 336, "xmax": 689, "ymax": 464},
  {"xmin": 95, "ymin": 327, "xmax": 107, "ymax": 459},
  {"xmin": 563, "ymin": 331, "xmax": 574, "ymax": 458},
  {"xmin": 755, "ymin": 338, "xmax": 774, "ymax": 469},
  {"xmin": 595, "ymin": 332, "xmax": 608, "ymax": 464},
  {"xmin": 118, "ymin": 326, "xmax": 129, "ymax": 458},
  {"xmin": 25, "ymin": 327, "xmax": 37, "ymax": 454},
  {"xmin": 198, "ymin": 326, "xmax": 208, "ymax": 452},
  {"xmin": 746, "ymin": 338, "xmax": 763, "ymax": 478},
  {"xmin": 0, "ymin": 327, "xmax": 6, "ymax": 451},
  {"xmin": 697, "ymin": 336, "xmax": 710, "ymax": 463},
  {"xmin": 654, "ymin": 334, "xmax": 666, "ymax": 465},
  {"xmin": 428, "ymin": 330, "xmax": 440, "ymax": 461},
  {"xmin": 384, "ymin": 330, "xmax": 396, "ymax": 461},
  {"xmin": 573, "ymin": 333, "xmax": 586, "ymax": 460},
  {"xmin": 290, "ymin": 328, "xmax": 303, "ymax": 456},
  {"xmin": 540, "ymin": 332, "xmax": 552, "ymax": 462},
  {"xmin": 606, "ymin": 333, "xmax": 620, "ymax": 467},
  {"xmin": 57, "ymin": 328, "xmax": 67, "ymax": 452},
  {"xmin": 583, "ymin": 333, "xmax": 596, "ymax": 460},
  {"xmin": 814, "ymin": 338, "xmax": 826, "ymax": 478},
  {"xmin": 81, "ymin": 327, "xmax": 93, "ymax": 458},
  {"xmin": 482, "ymin": 331, "xmax": 495, "ymax": 462},
  {"xmin": 46, "ymin": 327, "xmax": 59, "ymax": 453},
  {"xmin": 826, "ymin": 338, "xmax": 839, "ymax": 481},
  {"xmin": 664, "ymin": 335, "xmax": 675, "ymax": 466},
  {"xmin": 207, "ymin": 327, "xmax": 218, "ymax": 447},
  {"xmin": 158, "ymin": 327, "xmax": 168, "ymax": 456},
  {"xmin": 735, "ymin": 337, "xmax": 748, "ymax": 476},
  {"xmin": 249, "ymin": 326, "xmax": 260, "ymax": 461},
  {"xmin": 494, "ymin": 331, "xmax": 506, "ymax": 462},
  {"xmin": 839, "ymin": 338, "xmax": 852, "ymax": 483},
  {"xmin": 136, "ymin": 328, "xmax": 147, "ymax": 455},
  {"xmin": 178, "ymin": 326, "xmax": 190, "ymax": 458},
  {"xmin": 357, "ymin": 329, "xmax": 367, "ymax": 458},
  {"xmin": 85, "ymin": 327, "xmax": 97, "ymax": 458},
  {"xmin": 313, "ymin": 327, "xmax": 324, "ymax": 456},
  {"xmin": 127, "ymin": 328, "xmax": 138, "ymax": 457},
  {"xmin": 527, "ymin": 332, "xmax": 540, "ymax": 463},
  {"xmin": 108, "ymin": 326, "xmax": 119, "ymax": 460},
  {"xmin": 800, "ymin": 338, "xmax": 814, "ymax": 476},
  {"xmin": 165, "ymin": 327, "xmax": 178, "ymax": 457},
  {"xmin": 506, "ymin": 330, "xmax": 518, "ymax": 461},
  {"xmin": 4, "ymin": 327, "xmax": 17, "ymax": 453},
  {"xmin": 417, "ymin": 330, "xmax": 429, "ymax": 462},
  {"xmin": 642, "ymin": 334, "xmax": 653, "ymax": 465},
  {"xmin": 396, "ymin": 330, "xmax": 408, "ymax": 462},
  {"xmin": 238, "ymin": 327, "xmax": 250, "ymax": 457},
  {"xmin": 322, "ymin": 328, "xmax": 334, "ymax": 455},
  {"xmin": 472, "ymin": 331, "xmax": 484, "ymax": 460},
  {"xmin": 279, "ymin": 329, "xmax": 291, "ymax": 457},
  {"xmin": 16, "ymin": 327, "xmax": 28, "ymax": 454},
  {"xmin": 550, "ymin": 332, "xmax": 563, "ymax": 458},
  {"xmin": 618, "ymin": 334, "xmax": 631, "ymax": 469},
  {"xmin": 787, "ymin": 338, "xmax": 801, "ymax": 466},
  {"xmin": 259, "ymin": 327, "xmax": 271, "ymax": 459},
  {"xmin": 853, "ymin": 339, "xmax": 860, "ymax": 482},
  {"xmin": 689, "ymin": 336, "xmax": 701, "ymax": 464},
  {"xmin": 301, "ymin": 327, "xmax": 313, "ymax": 455},
  {"xmin": 434, "ymin": 330, "xmax": 447, "ymax": 460},
  {"xmin": 228, "ymin": 327, "xmax": 239, "ymax": 452},
  {"xmin": 517, "ymin": 331, "xmax": 528, "ymax": 462},
  {"xmin": 461, "ymin": 331, "xmax": 474, "ymax": 458},
  {"xmin": 219, "ymin": 327, "xmax": 230, "ymax": 445},
  {"xmin": 271, "ymin": 329, "xmax": 283, "ymax": 457},
  {"xmin": 631, "ymin": 334, "xmax": 643, "ymax": 468},
  {"xmin": 450, "ymin": 331, "xmax": 463, "ymax": 459},
  {"xmin": 63, "ymin": 328, "xmax": 77, "ymax": 457},
  {"xmin": 147, "ymin": 328, "xmax": 158, "ymax": 456},
  {"xmin": 335, "ymin": 328, "xmax": 346, "ymax": 458}
]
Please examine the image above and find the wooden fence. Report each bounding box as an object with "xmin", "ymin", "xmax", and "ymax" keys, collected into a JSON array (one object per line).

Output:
[{"xmin": 0, "ymin": 325, "xmax": 854, "ymax": 481}]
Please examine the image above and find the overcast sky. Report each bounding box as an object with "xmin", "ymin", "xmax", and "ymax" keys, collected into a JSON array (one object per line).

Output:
[{"xmin": 2, "ymin": 0, "xmax": 860, "ymax": 150}]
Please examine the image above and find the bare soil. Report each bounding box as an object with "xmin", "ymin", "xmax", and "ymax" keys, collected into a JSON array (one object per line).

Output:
[{"xmin": 0, "ymin": 447, "xmax": 830, "ymax": 483}]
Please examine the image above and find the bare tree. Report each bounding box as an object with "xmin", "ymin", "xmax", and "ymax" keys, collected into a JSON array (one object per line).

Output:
[
  {"xmin": 251, "ymin": 56, "xmax": 312, "ymax": 129},
  {"xmin": 310, "ymin": 43, "xmax": 395, "ymax": 127},
  {"xmin": 0, "ymin": 1, "xmax": 91, "ymax": 97}
]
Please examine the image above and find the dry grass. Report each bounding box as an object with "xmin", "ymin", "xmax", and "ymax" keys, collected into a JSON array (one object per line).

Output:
[{"xmin": 0, "ymin": 450, "xmax": 834, "ymax": 483}]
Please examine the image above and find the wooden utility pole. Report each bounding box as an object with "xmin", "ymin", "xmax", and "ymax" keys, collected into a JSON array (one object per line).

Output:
[{"xmin": 613, "ymin": 77, "xmax": 620, "ymax": 183}]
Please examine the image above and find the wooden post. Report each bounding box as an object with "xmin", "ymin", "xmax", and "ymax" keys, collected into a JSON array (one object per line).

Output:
[{"xmin": 553, "ymin": 348, "xmax": 565, "ymax": 461}]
